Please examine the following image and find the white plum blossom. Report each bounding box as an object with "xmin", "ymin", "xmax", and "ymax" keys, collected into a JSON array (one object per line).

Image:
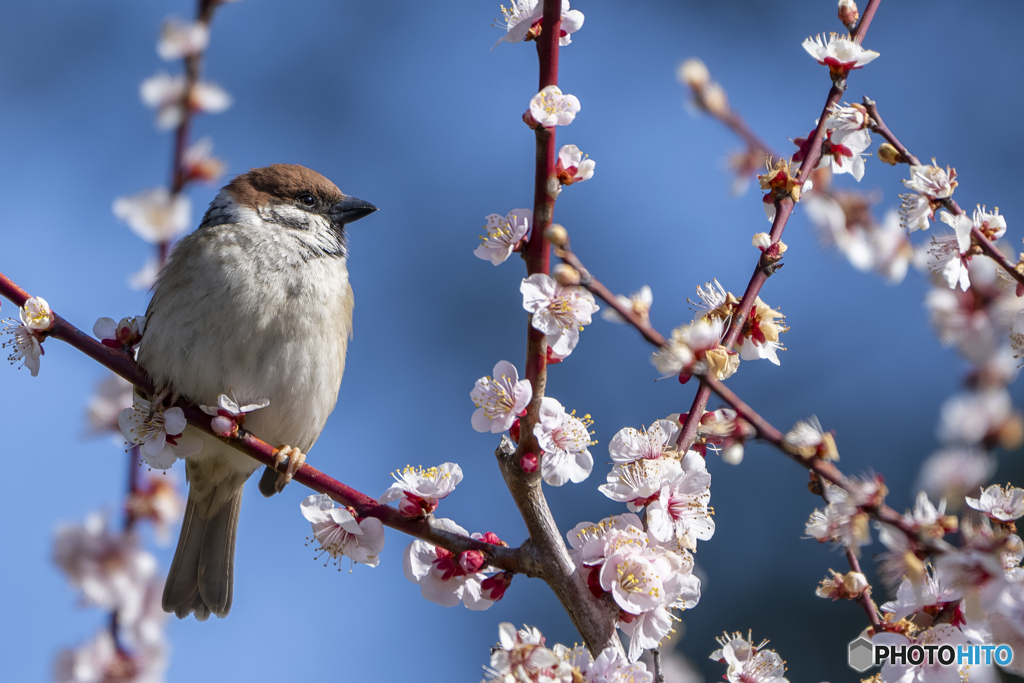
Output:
[
  {"xmin": 521, "ymin": 273, "xmax": 599, "ymax": 358},
  {"xmin": 555, "ymin": 144, "xmax": 595, "ymax": 185},
  {"xmin": 53, "ymin": 513, "xmax": 156, "ymax": 614},
  {"xmin": 872, "ymin": 625, "xmax": 968, "ymax": 683},
  {"xmin": 140, "ymin": 72, "xmax": 232, "ymax": 129},
  {"xmin": 880, "ymin": 567, "xmax": 961, "ymax": 622},
  {"xmin": 805, "ymin": 487, "xmax": 870, "ymax": 551},
  {"xmin": 93, "ymin": 315, "xmax": 146, "ymax": 349},
  {"xmin": 53, "ymin": 630, "xmax": 166, "ymax": 683},
  {"xmin": 529, "ymin": 86, "xmax": 581, "ymax": 127},
  {"xmin": 802, "ymin": 33, "xmax": 879, "ymax": 75},
  {"xmin": 928, "ymin": 211, "xmax": 974, "ymax": 291},
  {"xmin": 128, "ymin": 258, "xmax": 161, "ymax": 291},
  {"xmin": 608, "ymin": 420, "xmax": 680, "ymax": 465},
  {"xmin": 2, "ymin": 296, "xmax": 55, "ymax": 377},
  {"xmin": 181, "ymin": 137, "xmax": 226, "ymax": 184},
  {"xmin": 573, "ymin": 647, "xmax": 654, "ymax": 683},
  {"xmin": 379, "ymin": 462, "xmax": 463, "ymax": 517},
  {"xmin": 475, "ymin": 209, "xmax": 532, "ymax": 265},
  {"xmin": 483, "ymin": 623, "xmax": 571, "ymax": 683},
  {"xmin": 603, "ymin": 546, "xmax": 700, "ymax": 661},
  {"xmin": 403, "ymin": 518, "xmax": 493, "ymax": 610},
  {"xmin": 599, "ymin": 457, "xmax": 683, "ymax": 511},
  {"xmin": 126, "ymin": 475, "xmax": 184, "ymax": 546},
  {"xmin": 602, "ymin": 286, "xmax": 652, "ymax": 325},
  {"xmin": 651, "ymin": 318, "xmax": 736, "ymax": 381},
  {"xmin": 782, "ymin": 415, "xmax": 837, "ymax": 460},
  {"xmin": 86, "ymin": 374, "xmax": 135, "ymax": 438},
  {"xmin": 113, "ymin": 188, "xmax": 192, "ymax": 244},
  {"xmin": 567, "ymin": 513, "xmax": 648, "ymax": 568},
  {"xmin": 118, "ymin": 398, "xmax": 203, "ymax": 470},
  {"xmin": 19, "ymin": 296, "xmax": 54, "ymax": 330},
  {"xmin": 300, "ymin": 494, "xmax": 385, "ymax": 568},
  {"xmin": 645, "ymin": 451, "xmax": 715, "ymax": 549},
  {"xmin": 157, "ymin": 18, "xmax": 209, "ymax": 60},
  {"xmin": 899, "ymin": 162, "xmax": 958, "ymax": 232},
  {"xmin": 493, "ymin": 0, "xmax": 585, "ymax": 49},
  {"xmin": 199, "ymin": 392, "xmax": 270, "ymax": 437},
  {"xmin": 534, "ymin": 397, "xmax": 594, "ymax": 486},
  {"xmin": 471, "ymin": 361, "xmax": 532, "ymax": 433},
  {"xmin": 918, "ymin": 447, "xmax": 997, "ymax": 507},
  {"xmin": 733, "ymin": 296, "xmax": 786, "ymax": 365},
  {"xmin": 710, "ymin": 632, "xmax": 789, "ymax": 683},
  {"xmin": 966, "ymin": 484, "xmax": 1024, "ymax": 522},
  {"xmin": 937, "ymin": 388, "xmax": 1012, "ymax": 446}
]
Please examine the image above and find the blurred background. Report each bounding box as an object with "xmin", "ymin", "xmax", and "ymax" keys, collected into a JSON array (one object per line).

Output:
[{"xmin": 2, "ymin": 0, "xmax": 1023, "ymax": 681}]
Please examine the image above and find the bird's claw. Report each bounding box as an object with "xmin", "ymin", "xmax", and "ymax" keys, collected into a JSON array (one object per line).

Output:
[{"xmin": 273, "ymin": 445, "xmax": 306, "ymax": 493}]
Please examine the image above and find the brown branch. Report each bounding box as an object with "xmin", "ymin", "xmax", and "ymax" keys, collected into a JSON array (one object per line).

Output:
[
  {"xmin": 675, "ymin": 0, "xmax": 884, "ymax": 452},
  {"xmin": 0, "ymin": 270, "xmax": 524, "ymax": 574},
  {"xmin": 861, "ymin": 98, "xmax": 920, "ymax": 166}
]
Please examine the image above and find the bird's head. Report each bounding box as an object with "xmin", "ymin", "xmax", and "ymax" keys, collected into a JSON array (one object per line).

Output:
[{"xmin": 201, "ymin": 163, "xmax": 377, "ymax": 258}]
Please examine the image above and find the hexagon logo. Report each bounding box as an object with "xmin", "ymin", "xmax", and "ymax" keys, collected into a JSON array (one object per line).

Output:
[{"xmin": 848, "ymin": 637, "xmax": 875, "ymax": 672}]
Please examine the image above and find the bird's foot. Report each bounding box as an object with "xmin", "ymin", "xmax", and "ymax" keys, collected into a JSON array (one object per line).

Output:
[
  {"xmin": 147, "ymin": 384, "xmax": 179, "ymax": 419},
  {"xmin": 272, "ymin": 445, "xmax": 306, "ymax": 493}
]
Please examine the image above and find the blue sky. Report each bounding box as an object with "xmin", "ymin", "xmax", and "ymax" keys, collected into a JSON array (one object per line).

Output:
[{"xmin": 2, "ymin": 1, "xmax": 1024, "ymax": 681}]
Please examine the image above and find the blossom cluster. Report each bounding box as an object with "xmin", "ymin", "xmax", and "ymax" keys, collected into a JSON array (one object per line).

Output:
[
  {"xmin": 652, "ymin": 277, "xmax": 787, "ymax": 383},
  {"xmin": 53, "ymin": 500, "xmax": 183, "ymax": 682},
  {"xmin": 2, "ymin": 296, "xmax": 54, "ymax": 376},
  {"xmin": 482, "ymin": 622, "xmax": 653, "ymax": 683}
]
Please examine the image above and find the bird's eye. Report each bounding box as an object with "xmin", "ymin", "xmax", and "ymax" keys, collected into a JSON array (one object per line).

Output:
[{"xmin": 297, "ymin": 193, "xmax": 316, "ymax": 207}]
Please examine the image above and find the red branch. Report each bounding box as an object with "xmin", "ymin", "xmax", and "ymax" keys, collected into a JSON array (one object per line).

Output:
[
  {"xmin": 496, "ymin": 0, "xmax": 623, "ymax": 655},
  {"xmin": 675, "ymin": 0, "xmax": 884, "ymax": 452},
  {"xmin": 0, "ymin": 270, "xmax": 523, "ymax": 573}
]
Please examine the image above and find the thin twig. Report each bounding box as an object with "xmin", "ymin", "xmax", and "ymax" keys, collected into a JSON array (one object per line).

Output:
[
  {"xmin": 675, "ymin": 0, "xmax": 884, "ymax": 452},
  {"xmin": 556, "ymin": 246, "xmax": 666, "ymax": 347},
  {"xmin": 845, "ymin": 548, "xmax": 882, "ymax": 630},
  {"xmin": 864, "ymin": 98, "xmax": 1024, "ymax": 290}
]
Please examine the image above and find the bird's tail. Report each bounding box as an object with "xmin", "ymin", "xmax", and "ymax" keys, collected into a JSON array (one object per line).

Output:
[{"xmin": 162, "ymin": 484, "xmax": 243, "ymax": 620}]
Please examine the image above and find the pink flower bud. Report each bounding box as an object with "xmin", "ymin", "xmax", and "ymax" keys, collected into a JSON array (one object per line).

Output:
[
  {"xmin": 480, "ymin": 531, "xmax": 506, "ymax": 547},
  {"xmin": 211, "ymin": 415, "xmax": 236, "ymax": 438},
  {"xmin": 480, "ymin": 571, "xmax": 513, "ymax": 601},
  {"xmin": 509, "ymin": 418, "xmax": 521, "ymax": 443},
  {"xmin": 458, "ymin": 550, "xmax": 485, "ymax": 574},
  {"xmin": 520, "ymin": 452, "xmax": 538, "ymax": 473}
]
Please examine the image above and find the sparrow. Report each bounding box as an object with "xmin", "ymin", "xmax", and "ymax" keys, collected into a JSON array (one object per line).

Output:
[{"xmin": 136, "ymin": 164, "xmax": 377, "ymax": 620}]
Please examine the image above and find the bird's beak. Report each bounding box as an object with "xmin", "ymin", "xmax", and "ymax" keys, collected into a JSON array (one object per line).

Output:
[{"xmin": 331, "ymin": 196, "xmax": 378, "ymax": 225}]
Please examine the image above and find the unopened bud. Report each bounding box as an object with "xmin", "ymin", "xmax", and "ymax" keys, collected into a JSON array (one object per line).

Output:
[
  {"xmin": 520, "ymin": 452, "xmax": 539, "ymax": 473},
  {"xmin": 459, "ymin": 550, "xmax": 486, "ymax": 573},
  {"xmin": 545, "ymin": 223, "xmax": 569, "ymax": 247},
  {"xmin": 211, "ymin": 415, "xmax": 236, "ymax": 438},
  {"xmin": 677, "ymin": 58, "xmax": 709, "ymax": 90},
  {"xmin": 721, "ymin": 441, "xmax": 744, "ymax": 465},
  {"xmin": 553, "ymin": 264, "xmax": 581, "ymax": 286},
  {"xmin": 838, "ymin": 0, "xmax": 860, "ymax": 30},
  {"xmin": 479, "ymin": 531, "xmax": 507, "ymax": 547},
  {"xmin": 843, "ymin": 571, "xmax": 868, "ymax": 596},
  {"xmin": 509, "ymin": 418, "xmax": 520, "ymax": 443},
  {"xmin": 877, "ymin": 143, "xmax": 903, "ymax": 166},
  {"xmin": 998, "ymin": 412, "xmax": 1024, "ymax": 451},
  {"xmin": 701, "ymin": 82, "xmax": 729, "ymax": 117}
]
